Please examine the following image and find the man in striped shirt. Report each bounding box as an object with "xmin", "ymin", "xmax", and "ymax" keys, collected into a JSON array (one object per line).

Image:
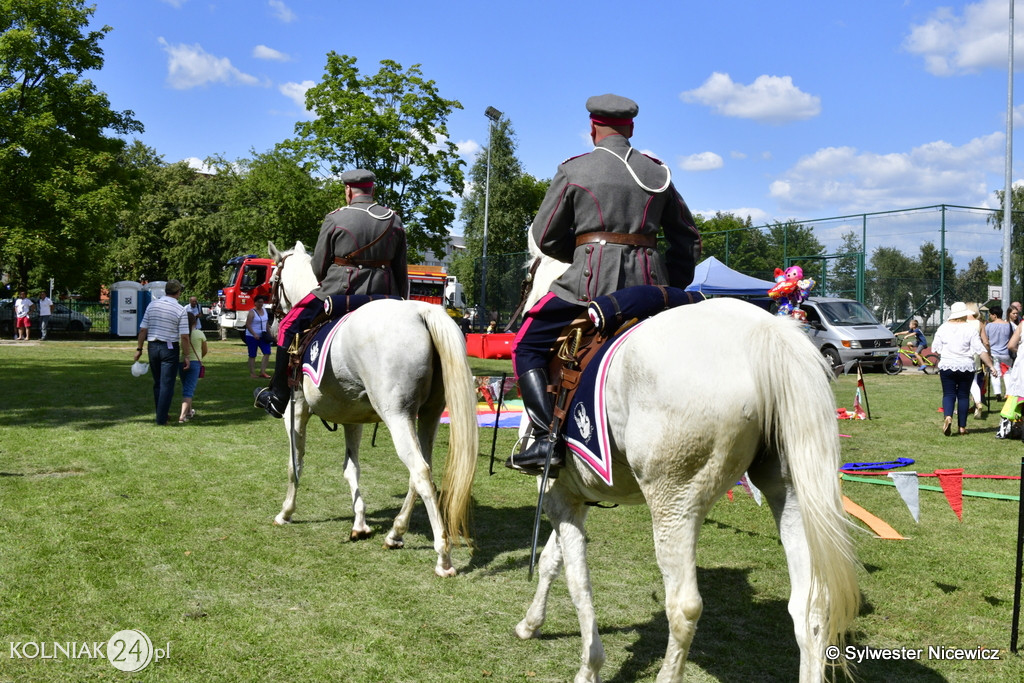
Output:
[{"xmin": 133, "ymin": 280, "xmax": 192, "ymax": 425}]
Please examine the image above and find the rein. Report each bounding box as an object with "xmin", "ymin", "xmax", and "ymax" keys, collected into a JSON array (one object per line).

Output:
[{"xmin": 270, "ymin": 252, "xmax": 295, "ymax": 322}]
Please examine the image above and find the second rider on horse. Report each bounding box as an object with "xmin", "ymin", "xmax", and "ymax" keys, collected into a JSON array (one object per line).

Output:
[
  {"xmin": 508, "ymin": 94, "xmax": 702, "ymax": 475},
  {"xmin": 254, "ymin": 169, "xmax": 408, "ymax": 417}
]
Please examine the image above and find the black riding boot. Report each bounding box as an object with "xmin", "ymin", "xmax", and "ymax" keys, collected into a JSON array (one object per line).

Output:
[
  {"xmin": 253, "ymin": 347, "xmax": 291, "ymax": 418},
  {"xmin": 506, "ymin": 367, "xmax": 564, "ymax": 476}
]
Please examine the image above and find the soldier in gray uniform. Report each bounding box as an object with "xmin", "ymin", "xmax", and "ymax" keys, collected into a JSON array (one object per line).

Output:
[
  {"xmin": 254, "ymin": 169, "xmax": 408, "ymax": 417},
  {"xmin": 509, "ymin": 94, "xmax": 701, "ymax": 474}
]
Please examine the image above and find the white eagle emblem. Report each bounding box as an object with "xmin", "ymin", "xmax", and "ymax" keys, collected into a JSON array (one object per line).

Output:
[
  {"xmin": 574, "ymin": 403, "xmax": 593, "ymax": 442},
  {"xmin": 309, "ymin": 340, "xmax": 320, "ymax": 364}
]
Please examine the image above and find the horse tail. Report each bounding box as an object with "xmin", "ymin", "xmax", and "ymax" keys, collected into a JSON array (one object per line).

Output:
[
  {"xmin": 419, "ymin": 305, "xmax": 478, "ymax": 548},
  {"xmin": 752, "ymin": 317, "xmax": 860, "ymax": 670}
]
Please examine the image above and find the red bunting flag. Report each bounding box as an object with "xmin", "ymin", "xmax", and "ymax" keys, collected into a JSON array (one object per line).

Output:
[{"xmin": 935, "ymin": 468, "xmax": 965, "ymax": 521}]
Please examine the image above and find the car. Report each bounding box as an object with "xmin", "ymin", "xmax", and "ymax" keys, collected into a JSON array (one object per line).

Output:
[
  {"xmin": 0, "ymin": 298, "xmax": 93, "ymax": 336},
  {"xmin": 799, "ymin": 297, "xmax": 899, "ymax": 370}
]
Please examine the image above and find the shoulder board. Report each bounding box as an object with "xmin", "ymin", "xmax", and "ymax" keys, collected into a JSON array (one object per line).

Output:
[
  {"xmin": 641, "ymin": 153, "xmax": 665, "ymax": 165},
  {"xmin": 561, "ymin": 152, "xmax": 590, "ymax": 165},
  {"xmin": 327, "ymin": 207, "xmax": 345, "ymax": 215}
]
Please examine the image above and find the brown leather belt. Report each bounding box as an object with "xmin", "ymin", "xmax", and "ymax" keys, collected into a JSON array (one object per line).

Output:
[
  {"xmin": 333, "ymin": 257, "xmax": 390, "ymax": 268},
  {"xmin": 575, "ymin": 231, "xmax": 657, "ymax": 249}
]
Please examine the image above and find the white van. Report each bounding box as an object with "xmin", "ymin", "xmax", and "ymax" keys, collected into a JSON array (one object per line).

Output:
[{"xmin": 799, "ymin": 297, "xmax": 899, "ymax": 369}]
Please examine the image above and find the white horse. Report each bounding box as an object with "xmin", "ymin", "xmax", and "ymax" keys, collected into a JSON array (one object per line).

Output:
[
  {"xmin": 512, "ymin": 240, "xmax": 860, "ymax": 681},
  {"xmin": 268, "ymin": 241, "xmax": 478, "ymax": 577}
]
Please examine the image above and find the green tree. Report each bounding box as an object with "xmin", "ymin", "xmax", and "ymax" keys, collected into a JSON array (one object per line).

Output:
[
  {"xmin": 828, "ymin": 231, "xmax": 862, "ymax": 298},
  {"xmin": 0, "ymin": 0, "xmax": 143, "ymax": 294},
  {"xmin": 103, "ymin": 141, "xmax": 170, "ymax": 285},
  {"xmin": 957, "ymin": 256, "xmax": 991, "ymax": 306},
  {"xmin": 696, "ymin": 212, "xmax": 767, "ymax": 275},
  {"xmin": 765, "ymin": 221, "xmax": 825, "ymax": 281},
  {"xmin": 451, "ymin": 117, "xmax": 547, "ymax": 316},
  {"xmin": 866, "ymin": 246, "xmax": 916, "ymax": 323},
  {"xmin": 220, "ymin": 148, "xmax": 344, "ymax": 257},
  {"xmin": 283, "ymin": 54, "xmax": 465, "ymax": 260},
  {"xmin": 988, "ymin": 186, "xmax": 1024, "ymax": 301},
  {"xmin": 106, "ymin": 157, "xmax": 235, "ymax": 298},
  {"xmin": 914, "ymin": 241, "xmax": 955, "ymax": 317}
]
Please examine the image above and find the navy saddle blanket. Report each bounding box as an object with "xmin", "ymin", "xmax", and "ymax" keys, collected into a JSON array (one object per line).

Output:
[
  {"xmin": 562, "ymin": 285, "xmax": 702, "ymax": 486},
  {"xmin": 562, "ymin": 319, "xmax": 649, "ymax": 486},
  {"xmin": 300, "ymin": 295, "xmax": 401, "ymax": 387}
]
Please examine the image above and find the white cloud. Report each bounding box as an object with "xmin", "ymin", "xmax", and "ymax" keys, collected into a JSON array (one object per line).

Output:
[
  {"xmin": 160, "ymin": 0, "xmax": 186, "ymax": 7},
  {"xmin": 253, "ymin": 45, "xmax": 290, "ymax": 62},
  {"xmin": 184, "ymin": 157, "xmax": 216, "ymax": 174},
  {"xmin": 279, "ymin": 80, "xmax": 315, "ymax": 113},
  {"xmin": 268, "ymin": 0, "xmax": 296, "ymax": 23},
  {"xmin": 730, "ymin": 150, "xmax": 747, "ymax": 160},
  {"xmin": 455, "ymin": 140, "xmax": 481, "ymax": 157},
  {"xmin": 679, "ymin": 151, "xmax": 724, "ymax": 171},
  {"xmin": 159, "ymin": 38, "xmax": 260, "ymax": 89},
  {"xmin": 768, "ymin": 133, "xmax": 1004, "ymax": 213},
  {"xmin": 680, "ymin": 72, "xmax": 821, "ymax": 124},
  {"xmin": 904, "ymin": 0, "xmax": 1013, "ymax": 76}
]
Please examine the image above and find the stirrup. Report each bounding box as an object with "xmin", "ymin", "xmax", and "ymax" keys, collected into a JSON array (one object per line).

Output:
[
  {"xmin": 253, "ymin": 387, "xmax": 286, "ymax": 419},
  {"xmin": 505, "ymin": 435, "xmax": 564, "ymax": 477}
]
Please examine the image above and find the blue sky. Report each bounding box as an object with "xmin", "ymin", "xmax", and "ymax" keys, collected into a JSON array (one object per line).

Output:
[{"xmin": 87, "ymin": 0, "xmax": 1024, "ymax": 266}]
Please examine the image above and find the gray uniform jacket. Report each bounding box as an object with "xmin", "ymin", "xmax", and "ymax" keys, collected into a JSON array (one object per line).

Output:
[
  {"xmin": 312, "ymin": 195, "xmax": 409, "ymax": 299},
  {"xmin": 532, "ymin": 134, "xmax": 701, "ymax": 304}
]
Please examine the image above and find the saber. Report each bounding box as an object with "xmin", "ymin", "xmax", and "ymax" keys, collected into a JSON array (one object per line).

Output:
[{"xmin": 529, "ymin": 327, "xmax": 582, "ymax": 579}]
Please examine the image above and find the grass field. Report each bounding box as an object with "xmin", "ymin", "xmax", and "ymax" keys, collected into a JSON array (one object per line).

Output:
[{"xmin": 1, "ymin": 337, "xmax": 1023, "ymax": 682}]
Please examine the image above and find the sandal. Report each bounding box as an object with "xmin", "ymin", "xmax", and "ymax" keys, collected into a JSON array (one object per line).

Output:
[
  {"xmin": 942, "ymin": 417, "xmax": 952, "ymax": 436},
  {"xmin": 959, "ymin": 427, "xmax": 968, "ymax": 436}
]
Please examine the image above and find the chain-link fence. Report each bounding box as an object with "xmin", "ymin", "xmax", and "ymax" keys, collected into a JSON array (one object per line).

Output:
[{"xmin": 467, "ymin": 204, "xmax": 1016, "ymax": 334}]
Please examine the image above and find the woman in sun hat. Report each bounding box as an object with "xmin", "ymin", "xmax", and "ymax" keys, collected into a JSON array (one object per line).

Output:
[{"xmin": 931, "ymin": 302, "xmax": 998, "ymax": 436}]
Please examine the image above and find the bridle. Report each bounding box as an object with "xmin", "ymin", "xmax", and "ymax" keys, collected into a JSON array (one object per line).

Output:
[{"xmin": 269, "ymin": 252, "xmax": 295, "ymax": 322}]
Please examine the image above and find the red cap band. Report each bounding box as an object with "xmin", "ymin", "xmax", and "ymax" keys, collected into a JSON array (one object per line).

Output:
[
  {"xmin": 590, "ymin": 115, "xmax": 634, "ymax": 126},
  {"xmin": 346, "ymin": 181, "xmax": 374, "ymax": 188}
]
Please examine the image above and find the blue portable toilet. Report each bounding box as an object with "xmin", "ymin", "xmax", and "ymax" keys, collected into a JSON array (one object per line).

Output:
[{"xmin": 110, "ymin": 281, "xmax": 143, "ymax": 337}]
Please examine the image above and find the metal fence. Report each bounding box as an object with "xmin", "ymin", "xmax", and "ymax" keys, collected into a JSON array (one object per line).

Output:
[{"xmin": 466, "ymin": 204, "xmax": 1015, "ymax": 332}]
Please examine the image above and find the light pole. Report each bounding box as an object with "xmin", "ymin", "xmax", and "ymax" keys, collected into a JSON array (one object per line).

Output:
[{"xmin": 481, "ymin": 105, "xmax": 502, "ymax": 330}]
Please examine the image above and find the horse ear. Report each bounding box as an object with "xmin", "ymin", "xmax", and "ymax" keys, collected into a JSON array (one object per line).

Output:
[{"xmin": 268, "ymin": 241, "xmax": 282, "ymax": 261}]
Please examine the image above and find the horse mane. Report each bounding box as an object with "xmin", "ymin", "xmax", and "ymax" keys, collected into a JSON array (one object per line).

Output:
[{"xmin": 268, "ymin": 240, "xmax": 317, "ymax": 312}]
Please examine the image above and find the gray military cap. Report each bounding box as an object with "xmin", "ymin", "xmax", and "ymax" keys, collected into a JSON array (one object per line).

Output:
[
  {"xmin": 341, "ymin": 169, "xmax": 376, "ymax": 187},
  {"xmin": 586, "ymin": 94, "xmax": 639, "ymax": 125}
]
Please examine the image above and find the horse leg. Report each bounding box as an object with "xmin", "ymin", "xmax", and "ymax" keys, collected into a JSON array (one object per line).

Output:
[
  {"xmin": 748, "ymin": 456, "xmax": 823, "ymax": 683},
  {"xmin": 383, "ymin": 413, "xmax": 455, "ymax": 577},
  {"xmin": 544, "ymin": 493, "xmax": 605, "ymax": 683},
  {"xmin": 645, "ymin": 496, "xmax": 705, "ymax": 683},
  {"xmin": 514, "ymin": 530, "xmax": 563, "ymax": 639},
  {"xmin": 274, "ymin": 394, "xmax": 310, "ymax": 525},
  {"xmin": 340, "ymin": 424, "xmax": 371, "ymax": 540},
  {"xmin": 383, "ymin": 481, "xmax": 417, "ymax": 550},
  {"xmin": 382, "ymin": 402, "xmax": 441, "ymax": 551}
]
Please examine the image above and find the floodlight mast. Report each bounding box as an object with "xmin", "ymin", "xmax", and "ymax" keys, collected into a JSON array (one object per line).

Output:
[{"xmin": 481, "ymin": 106, "xmax": 503, "ymax": 328}]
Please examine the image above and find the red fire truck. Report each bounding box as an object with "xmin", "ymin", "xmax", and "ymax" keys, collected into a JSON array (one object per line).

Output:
[{"xmin": 217, "ymin": 254, "xmax": 275, "ymax": 335}]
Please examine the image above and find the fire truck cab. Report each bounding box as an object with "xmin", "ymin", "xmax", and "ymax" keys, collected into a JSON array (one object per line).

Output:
[{"xmin": 219, "ymin": 255, "xmax": 275, "ymax": 334}]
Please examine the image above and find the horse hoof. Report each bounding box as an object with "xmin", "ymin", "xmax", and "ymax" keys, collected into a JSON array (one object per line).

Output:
[
  {"xmin": 434, "ymin": 565, "xmax": 457, "ymax": 578},
  {"xmin": 383, "ymin": 538, "xmax": 404, "ymax": 550},
  {"xmin": 350, "ymin": 529, "xmax": 372, "ymax": 541},
  {"xmin": 514, "ymin": 622, "xmax": 539, "ymax": 640},
  {"xmin": 273, "ymin": 515, "xmax": 291, "ymax": 526}
]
